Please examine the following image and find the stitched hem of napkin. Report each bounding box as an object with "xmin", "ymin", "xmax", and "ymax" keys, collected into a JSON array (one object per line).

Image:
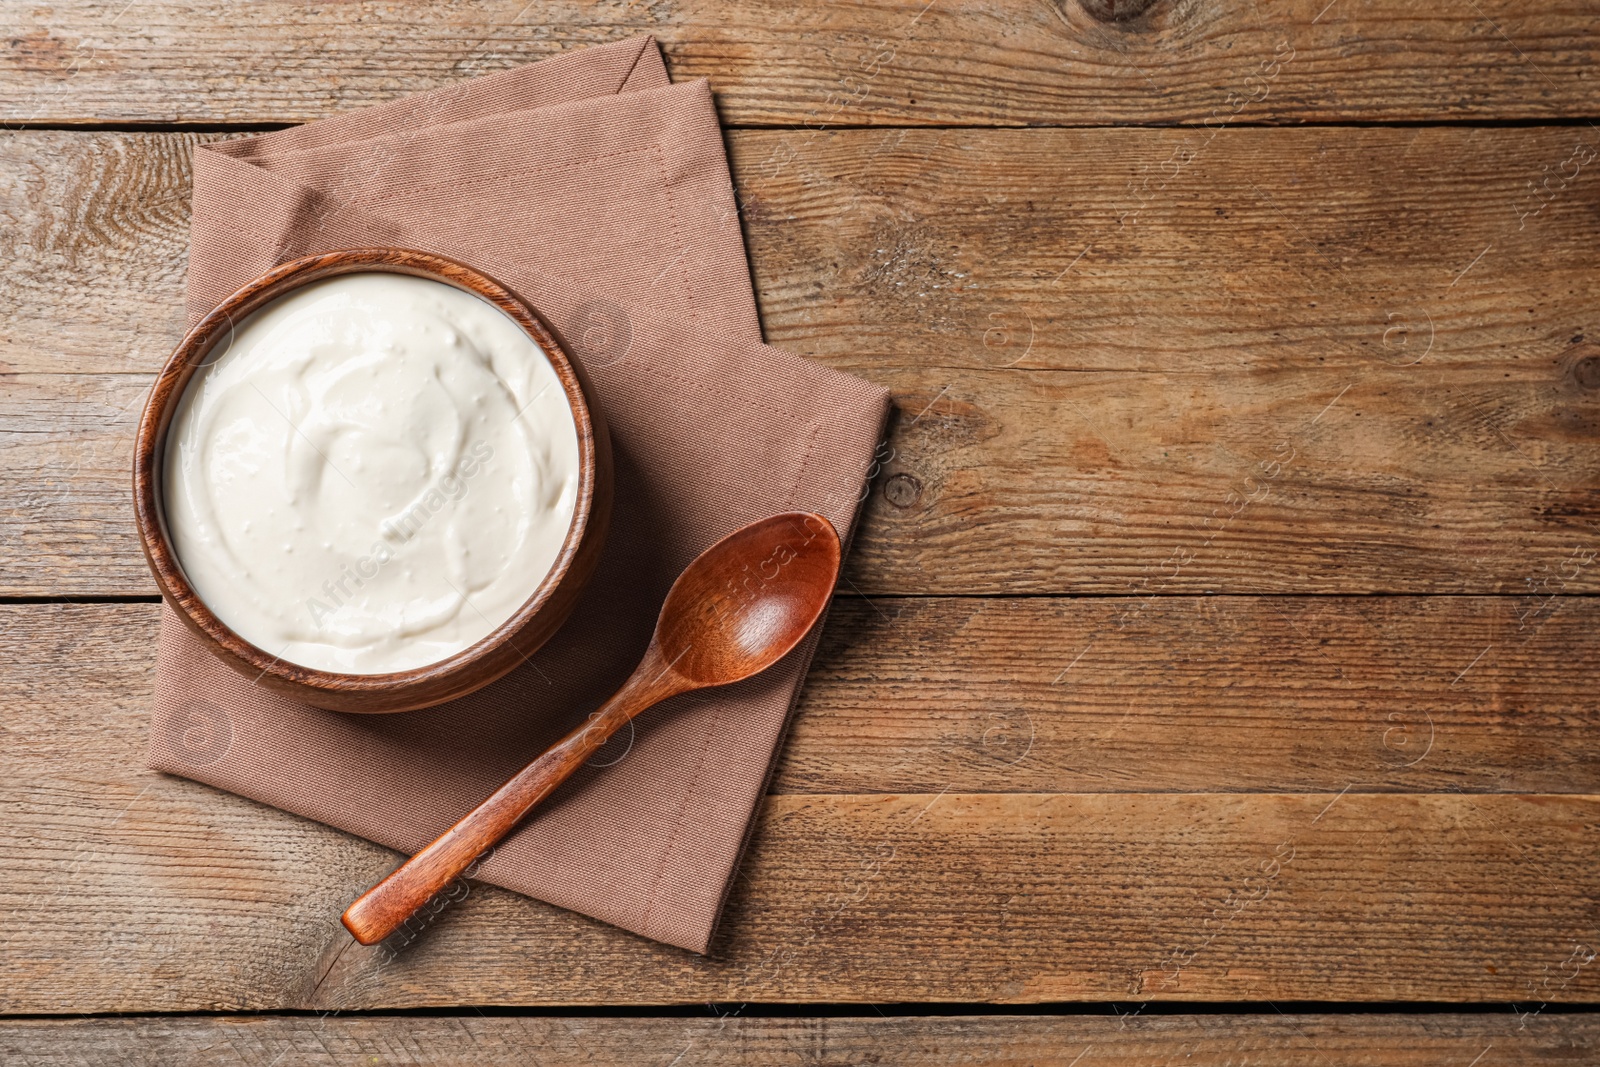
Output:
[
  {"xmin": 638, "ymin": 695, "xmax": 722, "ymax": 940},
  {"xmin": 701, "ymin": 399, "xmax": 894, "ymax": 951},
  {"xmin": 638, "ymin": 416, "xmax": 817, "ymax": 942},
  {"xmin": 636, "ymin": 396, "xmax": 888, "ymax": 948}
]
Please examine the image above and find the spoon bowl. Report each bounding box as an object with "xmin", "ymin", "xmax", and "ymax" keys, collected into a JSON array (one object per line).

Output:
[
  {"xmin": 654, "ymin": 512, "xmax": 840, "ymax": 687},
  {"xmin": 341, "ymin": 511, "xmax": 843, "ymax": 946}
]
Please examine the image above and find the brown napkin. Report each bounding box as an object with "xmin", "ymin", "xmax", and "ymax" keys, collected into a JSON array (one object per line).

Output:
[{"xmin": 147, "ymin": 35, "xmax": 889, "ymax": 954}]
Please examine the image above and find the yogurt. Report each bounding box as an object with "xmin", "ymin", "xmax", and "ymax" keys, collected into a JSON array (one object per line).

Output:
[{"xmin": 163, "ymin": 272, "xmax": 580, "ymax": 674}]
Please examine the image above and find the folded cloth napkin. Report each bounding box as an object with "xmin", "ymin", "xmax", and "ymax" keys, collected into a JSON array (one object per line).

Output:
[{"xmin": 147, "ymin": 35, "xmax": 890, "ymax": 954}]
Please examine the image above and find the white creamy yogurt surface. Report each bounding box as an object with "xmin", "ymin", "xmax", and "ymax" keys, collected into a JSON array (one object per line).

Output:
[{"xmin": 164, "ymin": 272, "xmax": 580, "ymax": 674}]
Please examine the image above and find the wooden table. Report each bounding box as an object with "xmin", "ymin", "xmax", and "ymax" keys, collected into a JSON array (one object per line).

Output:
[{"xmin": 4, "ymin": 2, "xmax": 1599, "ymax": 1061}]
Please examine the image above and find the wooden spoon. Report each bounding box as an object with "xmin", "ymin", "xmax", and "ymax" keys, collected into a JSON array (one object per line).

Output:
[{"xmin": 340, "ymin": 511, "xmax": 842, "ymax": 946}]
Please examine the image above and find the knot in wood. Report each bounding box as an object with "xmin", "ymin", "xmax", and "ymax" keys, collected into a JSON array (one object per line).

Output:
[{"xmin": 1077, "ymin": 0, "xmax": 1160, "ymax": 24}]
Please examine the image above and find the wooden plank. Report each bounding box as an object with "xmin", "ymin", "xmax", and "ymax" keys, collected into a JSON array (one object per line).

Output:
[
  {"xmin": 10, "ymin": 599, "xmax": 1600, "ymax": 798},
  {"xmin": 4, "ymin": 604, "xmax": 1600, "ymax": 1011},
  {"xmin": 5, "ymin": 126, "xmax": 1600, "ymax": 596},
  {"xmin": 790, "ymin": 595, "xmax": 1600, "ymax": 795},
  {"xmin": 751, "ymin": 124, "xmax": 1600, "ymax": 596},
  {"xmin": 4, "ymin": 2, "xmax": 1600, "ymax": 126},
  {"xmin": 5, "ymin": 1013, "xmax": 1599, "ymax": 1065},
  {"xmin": 8, "ymin": 781, "xmax": 1600, "ymax": 1009}
]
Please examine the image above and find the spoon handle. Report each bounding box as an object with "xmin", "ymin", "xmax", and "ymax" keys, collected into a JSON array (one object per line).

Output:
[{"xmin": 341, "ymin": 653, "xmax": 685, "ymax": 946}]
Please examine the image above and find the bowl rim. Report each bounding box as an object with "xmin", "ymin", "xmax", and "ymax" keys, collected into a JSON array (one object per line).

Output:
[{"xmin": 133, "ymin": 248, "xmax": 602, "ymax": 697}]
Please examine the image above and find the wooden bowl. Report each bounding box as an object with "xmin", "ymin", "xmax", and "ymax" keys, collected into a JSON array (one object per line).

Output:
[{"xmin": 133, "ymin": 249, "xmax": 612, "ymax": 713}]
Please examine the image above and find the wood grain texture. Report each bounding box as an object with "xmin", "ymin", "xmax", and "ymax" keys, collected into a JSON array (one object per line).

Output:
[
  {"xmin": 789, "ymin": 595, "xmax": 1600, "ymax": 795},
  {"xmin": 4, "ymin": 127, "xmax": 1599, "ymax": 596},
  {"xmin": 4, "ymin": 603, "xmax": 1600, "ymax": 1010},
  {"xmin": 12, "ymin": 599, "xmax": 1600, "ymax": 799},
  {"xmin": 5, "ymin": 1013, "xmax": 1599, "ymax": 1065},
  {"xmin": 3, "ymin": 2, "xmax": 1600, "ymax": 126},
  {"xmin": 5, "ymin": 0, "xmax": 1598, "ymax": 1035}
]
